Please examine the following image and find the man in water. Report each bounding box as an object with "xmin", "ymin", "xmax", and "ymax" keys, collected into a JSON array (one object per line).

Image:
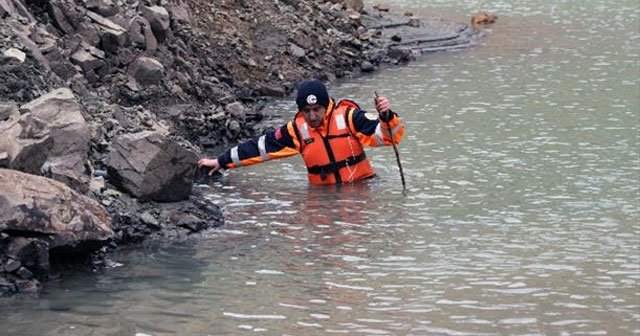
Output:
[{"xmin": 197, "ymin": 79, "xmax": 404, "ymax": 185}]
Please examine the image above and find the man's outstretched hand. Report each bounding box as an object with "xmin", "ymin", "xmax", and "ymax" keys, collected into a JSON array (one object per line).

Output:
[{"xmin": 197, "ymin": 158, "xmax": 221, "ymax": 176}]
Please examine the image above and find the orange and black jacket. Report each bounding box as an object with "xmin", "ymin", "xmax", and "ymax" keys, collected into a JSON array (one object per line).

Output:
[{"xmin": 217, "ymin": 98, "xmax": 404, "ymax": 185}]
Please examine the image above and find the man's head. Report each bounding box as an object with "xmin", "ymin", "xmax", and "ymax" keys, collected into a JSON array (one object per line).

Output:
[{"xmin": 296, "ymin": 80, "xmax": 329, "ymax": 128}]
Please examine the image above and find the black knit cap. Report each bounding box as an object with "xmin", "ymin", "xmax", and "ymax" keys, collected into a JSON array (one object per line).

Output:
[{"xmin": 296, "ymin": 80, "xmax": 329, "ymax": 110}]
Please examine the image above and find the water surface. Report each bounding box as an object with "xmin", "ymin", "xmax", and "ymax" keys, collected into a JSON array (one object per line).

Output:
[{"xmin": 1, "ymin": 0, "xmax": 638, "ymax": 335}]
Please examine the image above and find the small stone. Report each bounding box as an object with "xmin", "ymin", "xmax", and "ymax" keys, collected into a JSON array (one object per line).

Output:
[
  {"xmin": 3, "ymin": 48, "xmax": 26, "ymax": 63},
  {"xmin": 128, "ymin": 57, "xmax": 165, "ymax": 86},
  {"xmin": 139, "ymin": 211, "xmax": 160, "ymax": 228},
  {"xmin": 16, "ymin": 267, "xmax": 34, "ymax": 279},
  {"xmin": 360, "ymin": 61, "xmax": 374, "ymax": 72},
  {"xmin": 0, "ymin": 151, "xmax": 8, "ymax": 168},
  {"xmin": 407, "ymin": 18, "xmax": 420, "ymax": 27},
  {"xmin": 4, "ymin": 259, "xmax": 21, "ymax": 273}
]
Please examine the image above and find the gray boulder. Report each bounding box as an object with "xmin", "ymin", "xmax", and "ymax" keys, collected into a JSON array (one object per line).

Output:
[
  {"xmin": 0, "ymin": 111, "xmax": 53, "ymax": 174},
  {"xmin": 128, "ymin": 16, "xmax": 158, "ymax": 53},
  {"xmin": 70, "ymin": 45, "xmax": 108, "ymax": 82},
  {"xmin": 0, "ymin": 0, "xmax": 15, "ymax": 18},
  {"xmin": 85, "ymin": 0, "xmax": 118, "ymax": 17},
  {"xmin": 42, "ymin": 154, "xmax": 90, "ymax": 193},
  {"xmin": 140, "ymin": 5, "xmax": 170, "ymax": 43},
  {"xmin": 86, "ymin": 11, "xmax": 128, "ymax": 52},
  {"xmin": 0, "ymin": 168, "xmax": 113, "ymax": 248},
  {"xmin": 19, "ymin": 88, "xmax": 91, "ymax": 191},
  {"xmin": 167, "ymin": 1, "xmax": 192, "ymax": 26},
  {"xmin": 128, "ymin": 56, "xmax": 164, "ymax": 86},
  {"xmin": 106, "ymin": 131, "xmax": 198, "ymax": 202},
  {"xmin": 20, "ymin": 88, "xmax": 90, "ymax": 156}
]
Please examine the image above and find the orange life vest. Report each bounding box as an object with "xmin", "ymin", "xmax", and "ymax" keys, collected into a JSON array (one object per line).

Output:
[{"xmin": 292, "ymin": 100, "xmax": 375, "ymax": 185}]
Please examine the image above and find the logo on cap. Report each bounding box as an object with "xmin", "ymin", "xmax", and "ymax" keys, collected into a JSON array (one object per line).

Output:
[{"xmin": 306, "ymin": 95, "xmax": 317, "ymax": 105}]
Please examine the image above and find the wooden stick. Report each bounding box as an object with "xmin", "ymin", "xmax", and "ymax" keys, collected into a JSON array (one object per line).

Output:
[{"xmin": 375, "ymin": 92, "xmax": 406, "ymax": 189}]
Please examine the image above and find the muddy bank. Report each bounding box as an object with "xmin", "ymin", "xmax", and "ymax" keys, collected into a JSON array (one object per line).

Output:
[{"xmin": 0, "ymin": 0, "xmax": 483, "ymax": 296}]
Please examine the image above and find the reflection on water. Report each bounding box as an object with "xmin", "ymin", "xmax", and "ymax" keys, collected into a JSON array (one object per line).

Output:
[{"xmin": 1, "ymin": 0, "xmax": 638, "ymax": 335}]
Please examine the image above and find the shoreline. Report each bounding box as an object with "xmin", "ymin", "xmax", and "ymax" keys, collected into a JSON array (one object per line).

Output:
[{"xmin": 0, "ymin": 0, "xmax": 484, "ymax": 297}]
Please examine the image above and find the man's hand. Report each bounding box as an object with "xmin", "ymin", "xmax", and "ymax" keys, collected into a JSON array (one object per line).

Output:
[
  {"xmin": 374, "ymin": 95, "xmax": 391, "ymax": 119},
  {"xmin": 197, "ymin": 158, "xmax": 221, "ymax": 176}
]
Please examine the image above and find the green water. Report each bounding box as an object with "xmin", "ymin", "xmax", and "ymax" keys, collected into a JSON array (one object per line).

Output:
[{"xmin": 1, "ymin": 1, "xmax": 638, "ymax": 335}]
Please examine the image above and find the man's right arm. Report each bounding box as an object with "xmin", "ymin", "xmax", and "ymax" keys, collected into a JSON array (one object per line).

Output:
[{"xmin": 217, "ymin": 122, "xmax": 301, "ymax": 169}]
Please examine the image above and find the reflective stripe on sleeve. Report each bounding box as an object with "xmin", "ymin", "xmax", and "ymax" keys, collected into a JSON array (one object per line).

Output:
[
  {"xmin": 258, "ymin": 135, "xmax": 270, "ymax": 161},
  {"xmin": 374, "ymin": 123, "xmax": 384, "ymax": 146},
  {"xmin": 231, "ymin": 146, "xmax": 241, "ymax": 167}
]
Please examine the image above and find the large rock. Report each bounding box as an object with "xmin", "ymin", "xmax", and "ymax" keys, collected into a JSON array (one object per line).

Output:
[
  {"xmin": 346, "ymin": 0, "xmax": 364, "ymax": 12},
  {"xmin": 106, "ymin": 131, "xmax": 198, "ymax": 202},
  {"xmin": 1, "ymin": 0, "xmax": 34, "ymax": 21},
  {"xmin": 42, "ymin": 154, "xmax": 90, "ymax": 193},
  {"xmin": 128, "ymin": 16, "xmax": 158, "ymax": 53},
  {"xmin": 18, "ymin": 88, "xmax": 91, "ymax": 192},
  {"xmin": 140, "ymin": 5, "xmax": 170, "ymax": 43},
  {"xmin": 0, "ymin": 0, "xmax": 15, "ymax": 18},
  {"xmin": 128, "ymin": 56, "xmax": 164, "ymax": 86},
  {"xmin": 85, "ymin": 0, "xmax": 119, "ymax": 17},
  {"xmin": 167, "ymin": 1, "xmax": 192, "ymax": 26},
  {"xmin": 86, "ymin": 11, "xmax": 128, "ymax": 52},
  {"xmin": 0, "ymin": 168, "xmax": 113, "ymax": 248},
  {"xmin": 70, "ymin": 45, "xmax": 108, "ymax": 82},
  {"xmin": 20, "ymin": 88, "xmax": 90, "ymax": 156},
  {"xmin": 49, "ymin": 1, "xmax": 76, "ymax": 34},
  {"xmin": 0, "ymin": 111, "xmax": 53, "ymax": 174}
]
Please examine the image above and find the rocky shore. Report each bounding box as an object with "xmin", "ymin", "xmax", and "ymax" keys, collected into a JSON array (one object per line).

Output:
[{"xmin": 0, "ymin": 0, "xmax": 483, "ymax": 296}]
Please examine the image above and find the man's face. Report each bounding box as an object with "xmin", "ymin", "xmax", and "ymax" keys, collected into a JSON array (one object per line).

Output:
[{"xmin": 301, "ymin": 105, "xmax": 326, "ymax": 129}]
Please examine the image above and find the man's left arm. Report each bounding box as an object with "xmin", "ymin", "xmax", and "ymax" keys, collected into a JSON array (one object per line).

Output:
[{"xmin": 348, "ymin": 108, "xmax": 404, "ymax": 147}]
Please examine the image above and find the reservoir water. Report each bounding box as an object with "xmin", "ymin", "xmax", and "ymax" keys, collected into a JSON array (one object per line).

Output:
[{"xmin": 1, "ymin": 0, "xmax": 638, "ymax": 335}]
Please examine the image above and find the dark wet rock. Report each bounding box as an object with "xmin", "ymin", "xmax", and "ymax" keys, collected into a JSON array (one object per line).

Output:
[
  {"xmin": 3, "ymin": 259, "xmax": 21, "ymax": 273},
  {"xmin": 0, "ymin": 151, "xmax": 8, "ymax": 168},
  {"xmin": 14, "ymin": 278, "xmax": 41, "ymax": 294},
  {"xmin": 105, "ymin": 192, "xmax": 223, "ymax": 244},
  {"xmin": 360, "ymin": 60, "xmax": 374, "ymax": 72},
  {"xmin": 106, "ymin": 131, "xmax": 198, "ymax": 202},
  {"xmin": 16, "ymin": 266, "xmax": 33, "ymax": 279},
  {"xmin": 6, "ymin": 238, "xmax": 50, "ymax": 278},
  {"xmin": 176, "ymin": 214, "xmax": 208, "ymax": 232}
]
